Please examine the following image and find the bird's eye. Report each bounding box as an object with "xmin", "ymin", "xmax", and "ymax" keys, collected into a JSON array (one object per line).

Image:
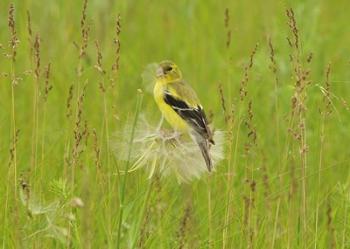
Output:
[{"xmin": 164, "ymin": 65, "xmax": 173, "ymax": 73}]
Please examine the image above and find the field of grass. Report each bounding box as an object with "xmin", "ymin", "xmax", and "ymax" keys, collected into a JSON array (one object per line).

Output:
[{"xmin": 1, "ymin": 0, "xmax": 350, "ymax": 248}]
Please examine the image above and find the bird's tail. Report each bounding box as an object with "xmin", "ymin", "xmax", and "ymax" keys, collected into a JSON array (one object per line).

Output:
[{"xmin": 198, "ymin": 139, "xmax": 212, "ymax": 172}]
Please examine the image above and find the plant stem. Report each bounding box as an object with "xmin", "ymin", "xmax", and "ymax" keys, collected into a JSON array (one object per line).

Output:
[{"xmin": 116, "ymin": 92, "xmax": 143, "ymax": 249}]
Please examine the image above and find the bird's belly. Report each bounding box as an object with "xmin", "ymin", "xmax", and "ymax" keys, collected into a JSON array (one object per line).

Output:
[
  {"xmin": 154, "ymin": 81, "xmax": 189, "ymax": 132},
  {"xmin": 158, "ymin": 100, "xmax": 189, "ymax": 132}
]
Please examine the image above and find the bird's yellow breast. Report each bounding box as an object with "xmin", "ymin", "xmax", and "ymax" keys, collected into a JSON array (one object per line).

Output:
[{"xmin": 153, "ymin": 80, "xmax": 189, "ymax": 131}]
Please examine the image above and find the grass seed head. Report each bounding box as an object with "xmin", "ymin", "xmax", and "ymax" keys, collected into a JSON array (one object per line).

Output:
[
  {"xmin": 34, "ymin": 34, "xmax": 41, "ymax": 79},
  {"xmin": 112, "ymin": 14, "xmax": 122, "ymax": 81},
  {"xmin": 8, "ymin": 3, "xmax": 19, "ymax": 62},
  {"xmin": 43, "ymin": 63, "xmax": 52, "ymax": 101}
]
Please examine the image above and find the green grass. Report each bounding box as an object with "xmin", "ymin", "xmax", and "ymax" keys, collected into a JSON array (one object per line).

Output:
[{"xmin": 1, "ymin": 0, "xmax": 350, "ymax": 248}]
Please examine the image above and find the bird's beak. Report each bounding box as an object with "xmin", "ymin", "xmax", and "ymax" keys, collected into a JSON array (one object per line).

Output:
[{"xmin": 156, "ymin": 67, "xmax": 164, "ymax": 77}]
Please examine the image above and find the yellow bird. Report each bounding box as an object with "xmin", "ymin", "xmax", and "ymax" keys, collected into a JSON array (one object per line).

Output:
[{"xmin": 153, "ymin": 60, "xmax": 214, "ymax": 171}]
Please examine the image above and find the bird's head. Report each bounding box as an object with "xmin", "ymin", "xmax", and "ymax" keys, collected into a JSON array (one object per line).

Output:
[{"xmin": 156, "ymin": 60, "xmax": 182, "ymax": 81}]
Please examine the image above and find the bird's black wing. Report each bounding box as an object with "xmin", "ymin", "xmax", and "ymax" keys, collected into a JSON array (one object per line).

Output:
[{"xmin": 163, "ymin": 91, "xmax": 213, "ymax": 143}]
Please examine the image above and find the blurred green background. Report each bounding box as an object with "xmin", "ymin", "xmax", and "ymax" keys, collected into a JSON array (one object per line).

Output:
[{"xmin": 1, "ymin": 0, "xmax": 349, "ymax": 248}]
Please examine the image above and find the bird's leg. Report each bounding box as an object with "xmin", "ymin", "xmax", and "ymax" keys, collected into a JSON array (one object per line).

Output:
[{"xmin": 156, "ymin": 115, "xmax": 164, "ymax": 131}]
